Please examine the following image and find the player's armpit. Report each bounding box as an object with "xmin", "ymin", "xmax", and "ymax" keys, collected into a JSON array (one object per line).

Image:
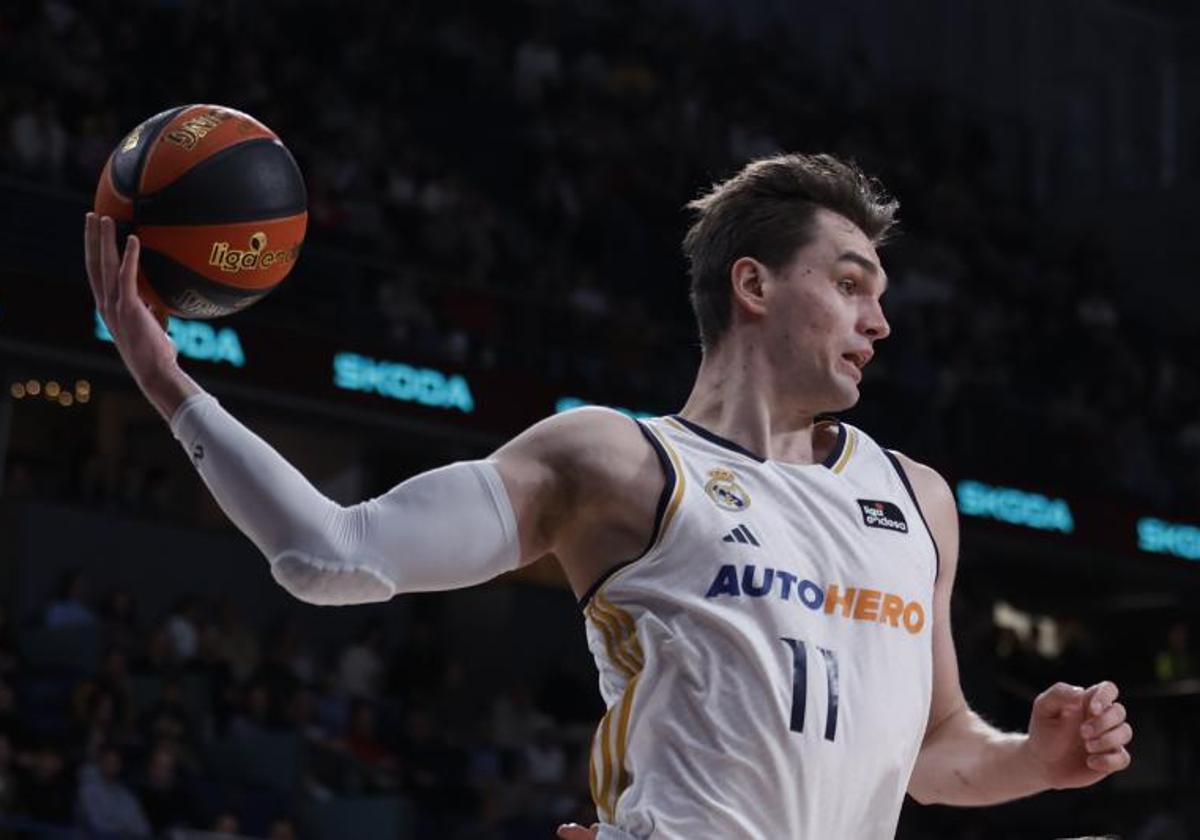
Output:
[{"xmin": 489, "ymin": 405, "xmax": 661, "ymax": 595}]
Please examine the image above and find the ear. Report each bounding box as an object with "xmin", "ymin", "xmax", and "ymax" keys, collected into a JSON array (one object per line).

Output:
[{"xmin": 730, "ymin": 256, "xmax": 769, "ymax": 319}]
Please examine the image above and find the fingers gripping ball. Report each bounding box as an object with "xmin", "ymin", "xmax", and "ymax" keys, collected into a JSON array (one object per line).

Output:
[{"xmin": 94, "ymin": 104, "xmax": 307, "ymax": 320}]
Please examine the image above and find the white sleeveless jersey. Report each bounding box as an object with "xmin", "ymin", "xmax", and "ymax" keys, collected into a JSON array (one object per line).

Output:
[{"xmin": 583, "ymin": 415, "xmax": 938, "ymax": 840}]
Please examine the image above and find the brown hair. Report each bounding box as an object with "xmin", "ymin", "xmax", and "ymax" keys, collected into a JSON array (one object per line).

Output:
[{"xmin": 682, "ymin": 153, "xmax": 899, "ymax": 350}]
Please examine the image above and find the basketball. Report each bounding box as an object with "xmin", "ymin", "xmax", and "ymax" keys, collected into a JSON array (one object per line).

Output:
[{"xmin": 93, "ymin": 104, "xmax": 307, "ymax": 320}]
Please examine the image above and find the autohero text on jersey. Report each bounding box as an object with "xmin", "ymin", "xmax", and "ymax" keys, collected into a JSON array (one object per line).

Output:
[{"xmin": 704, "ymin": 563, "xmax": 926, "ymax": 634}]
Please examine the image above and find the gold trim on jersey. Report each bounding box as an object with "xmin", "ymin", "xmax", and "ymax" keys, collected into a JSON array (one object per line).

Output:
[
  {"xmin": 666, "ymin": 415, "xmax": 856, "ymax": 474},
  {"xmin": 586, "ymin": 594, "xmax": 645, "ymax": 822},
  {"xmin": 831, "ymin": 427, "xmax": 858, "ymax": 474},
  {"xmin": 589, "ymin": 598, "xmax": 643, "ymax": 678},
  {"xmin": 583, "ymin": 421, "xmax": 683, "ymax": 822},
  {"xmin": 662, "ymin": 415, "xmax": 690, "ymax": 437},
  {"xmin": 644, "ymin": 421, "xmax": 686, "ymax": 551}
]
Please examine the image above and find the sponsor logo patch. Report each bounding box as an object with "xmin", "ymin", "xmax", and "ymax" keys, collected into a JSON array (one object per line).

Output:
[{"xmin": 857, "ymin": 499, "xmax": 908, "ymax": 533}]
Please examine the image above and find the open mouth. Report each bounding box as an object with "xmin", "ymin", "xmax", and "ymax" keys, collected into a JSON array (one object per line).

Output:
[
  {"xmin": 841, "ymin": 352, "xmax": 868, "ymax": 373},
  {"xmin": 839, "ymin": 355, "xmax": 863, "ymax": 380}
]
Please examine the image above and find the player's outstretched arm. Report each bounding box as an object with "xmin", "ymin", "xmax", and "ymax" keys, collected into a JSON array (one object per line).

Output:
[
  {"xmin": 900, "ymin": 454, "xmax": 1132, "ymax": 806},
  {"xmin": 170, "ymin": 396, "xmax": 635, "ymax": 605},
  {"xmin": 85, "ymin": 212, "xmax": 631, "ymax": 606}
]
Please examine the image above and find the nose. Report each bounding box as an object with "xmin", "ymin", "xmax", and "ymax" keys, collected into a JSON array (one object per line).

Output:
[{"xmin": 862, "ymin": 299, "xmax": 890, "ymax": 341}]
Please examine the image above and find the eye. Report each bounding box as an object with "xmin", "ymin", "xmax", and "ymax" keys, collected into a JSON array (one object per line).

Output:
[{"xmin": 837, "ymin": 277, "xmax": 857, "ymax": 295}]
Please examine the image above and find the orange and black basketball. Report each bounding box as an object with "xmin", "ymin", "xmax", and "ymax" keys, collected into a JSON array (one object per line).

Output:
[{"xmin": 93, "ymin": 104, "xmax": 307, "ymax": 320}]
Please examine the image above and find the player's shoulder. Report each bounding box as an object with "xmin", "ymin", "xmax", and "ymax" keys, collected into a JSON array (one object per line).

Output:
[
  {"xmin": 520, "ymin": 405, "xmax": 649, "ymax": 454},
  {"xmin": 885, "ymin": 448, "xmax": 956, "ymax": 522},
  {"xmin": 885, "ymin": 448, "xmax": 959, "ymax": 578},
  {"xmin": 495, "ymin": 405, "xmax": 657, "ymax": 485}
]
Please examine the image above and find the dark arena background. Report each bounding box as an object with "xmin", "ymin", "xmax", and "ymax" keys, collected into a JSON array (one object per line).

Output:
[{"xmin": 1, "ymin": 0, "xmax": 1199, "ymax": 837}]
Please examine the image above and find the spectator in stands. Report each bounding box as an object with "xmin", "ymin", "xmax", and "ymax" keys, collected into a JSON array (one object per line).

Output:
[
  {"xmin": 165, "ymin": 596, "xmax": 204, "ymax": 663},
  {"xmin": 436, "ymin": 658, "xmax": 485, "ymax": 745},
  {"xmin": 1155, "ymin": 621, "xmax": 1195, "ymax": 682},
  {"xmin": 76, "ymin": 742, "xmax": 151, "ymax": 835},
  {"xmin": 390, "ymin": 616, "xmax": 441, "ymax": 704},
  {"xmin": 0, "ymin": 733, "xmax": 17, "ymax": 815},
  {"xmin": 14, "ymin": 745, "xmax": 72, "ymax": 825},
  {"xmin": 229, "ymin": 681, "xmax": 276, "ymax": 740},
  {"xmin": 313, "ymin": 672, "xmax": 351, "ymax": 747},
  {"xmin": 342, "ymin": 700, "xmax": 399, "ymax": 789},
  {"xmin": 0, "ymin": 680, "xmax": 16, "ymax": 739},
  {"xmin": 189, "ymin": 621, "xmax": 237, "ymax": 735},
  {"xmin": 139, "ymin": 677, "xmax": 198, "ymax": 767},
  {"xmin": 524, "ymin": 715, "xmax": 571, "ymax": 819},
  {"xmin": 256, "ymin": 619, "xmax": 314, "ymax": 706},
  {"xmin": 214, "ymin": 600, "xmax": 260, "ymax": 684},
  {"xmin": 0, "ymin": 607, "xmax": 16, "ymax": 678},
  {"xmin": 211, "ymin": 810, "xmax": 240, "ymax": 834},
  {"xmin": 137, "ymin": 741, "xmax": 194, "ymax": 834},
  {"xmin": 492, "ymin": 683, "xmax": 545, "ymax": 751},
  {"xmin": 132, "ymin": 623, "xmax": 177, "ymax": 677},
  {"xmin": 78, "ymin": 687, "xmax": 134, "ymax": 761},
  {"xmin": 8, "ymin": 95, "xmax": 67, "ymax": 183},
  {"xmin": 400, "ymin": 704, "xmax": 469, "ymax": 833},
  {"xmin": 284, "ymin": 685, "xmax": 332, "ymax": 746},
  {"xmin": 97, "ymin": 648, "xmax": 134, "ymax": 728},
  {"xmin": 44, "ymin": 569, "xmax": 96, "ymax": 628},
  {"xmin": 2, "ymin": 459, "xmax": 36, "ymax": 500},
  {"xmin": 1156, "ymin": 621, "xmax": 1198, "ymax": 785},
  {"xmin": 282, "ymin": 684, "xmax": 344, "ymax": 797},
  {"xmin": 267, "ymin": 816, "xmax": 298, "ymax": 839},
  {"xmin": 337, "ymin": 620, "xmax": 387, "ymax": 701},
  {"xmin": 523, "ymin": 716, "xmax": 566, "ymax": 788},
  {"xmin": 99, "ymin": 590, "xmax": 142, "ymax": 658}
]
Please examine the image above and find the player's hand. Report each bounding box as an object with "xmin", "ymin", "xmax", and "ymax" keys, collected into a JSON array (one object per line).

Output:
[
  {"xmin": 1025, "ymin": 681, "xmax": 1132, "ymax": 789},
  {"xmin": 556, "ymin": 822, "xmax": 599, "ymax": 839},
  {"xmin": 85, "ymin": 213, "xmax": 177, "ymax": 385}
]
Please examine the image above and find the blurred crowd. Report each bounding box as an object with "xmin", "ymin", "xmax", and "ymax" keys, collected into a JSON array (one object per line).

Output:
[
  {"xmin": 0, "ymin": 569, "xmax": 598, "ymax": 838},
  {"xmin": 0, "ymin": 570, "xmax": 1195, "ymax": 838},
  {"xmin": 2, "ymin": 0, "xmax": 1198, "ymax": 511}
]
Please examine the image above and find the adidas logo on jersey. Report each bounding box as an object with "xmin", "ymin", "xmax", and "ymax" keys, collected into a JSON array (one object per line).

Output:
[
  {"xmin": 857, "ymin": 499, "xmax": 908, "ymax": 533},
  {"xmin": 721, "ymin": 524, "xmax": 760, "ymax": 547}
]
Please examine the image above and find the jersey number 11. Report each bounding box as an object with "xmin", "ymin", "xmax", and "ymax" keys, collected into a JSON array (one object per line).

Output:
[{"xmin": 780, "ymin": 637, "xmax": 840, "ymax": 741}]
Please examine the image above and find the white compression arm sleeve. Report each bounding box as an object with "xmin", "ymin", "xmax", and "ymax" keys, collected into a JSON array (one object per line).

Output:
[{"xmin": 169, "ymin": 391, "xmax": 521, "ymax": 606}]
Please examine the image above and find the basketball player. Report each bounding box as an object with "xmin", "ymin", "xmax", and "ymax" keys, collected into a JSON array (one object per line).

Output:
[{"xmin": 83, "ymin": 153, "xmax": 1132, "ymax": 839}]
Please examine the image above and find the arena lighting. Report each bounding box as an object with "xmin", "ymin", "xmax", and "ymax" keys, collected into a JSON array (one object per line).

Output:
[
  {"xmin": 332, "ymin": 351, "xmax": 475, "ymax": 413},
  {"xmin": 992, "ymin": 601, "xmax": 1061, "ymax": 657},
  {"xmin": 94, "ymin": 311, "xmax": 246, "ymax": 368},
  {"xmin": 955, "ymin": 479, "xmax": 1075, "ymax": 534},
  {"xmin": 8, "ymin": 379, "xmax": 90, "ymax": 407},
  {"xmin": 1137, "ymin": 517, "xmax": 1200, "ymax": 562},
  {"xmin": 554, "ymin": 396, "xmax": 656, "ymax": 419}
]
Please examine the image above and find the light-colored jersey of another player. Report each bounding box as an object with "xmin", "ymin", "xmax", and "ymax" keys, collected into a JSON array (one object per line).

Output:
[{"xmin": 584, "ymin": 414, "xmax": 938, "ymax": 839}]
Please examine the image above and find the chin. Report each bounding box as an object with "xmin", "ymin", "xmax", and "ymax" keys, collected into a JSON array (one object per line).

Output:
[{"xmin": 828, "ymin": 382, "xmax": 861, "ymax": 413}]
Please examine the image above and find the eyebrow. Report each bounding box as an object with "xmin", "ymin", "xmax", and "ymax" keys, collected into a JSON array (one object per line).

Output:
[{"xmin": 836, "ymin": 251, "xmax": 889, "ymax": 293}]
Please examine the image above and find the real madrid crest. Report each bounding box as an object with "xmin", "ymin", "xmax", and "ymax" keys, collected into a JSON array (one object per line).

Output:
[{"xmin": 704, "ymin": 468, "xmax": 751, "ymax": 511}]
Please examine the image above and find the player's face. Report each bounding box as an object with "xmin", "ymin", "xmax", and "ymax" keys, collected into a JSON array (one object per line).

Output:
[{"xmin": 764, "ymin": 208, "xmax": 890, "ymax": 411}]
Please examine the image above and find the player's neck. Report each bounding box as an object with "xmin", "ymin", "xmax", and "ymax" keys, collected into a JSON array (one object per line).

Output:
[{"xmin": 679, "ymin": 340, "xmax": 827, "ymax": 466}]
